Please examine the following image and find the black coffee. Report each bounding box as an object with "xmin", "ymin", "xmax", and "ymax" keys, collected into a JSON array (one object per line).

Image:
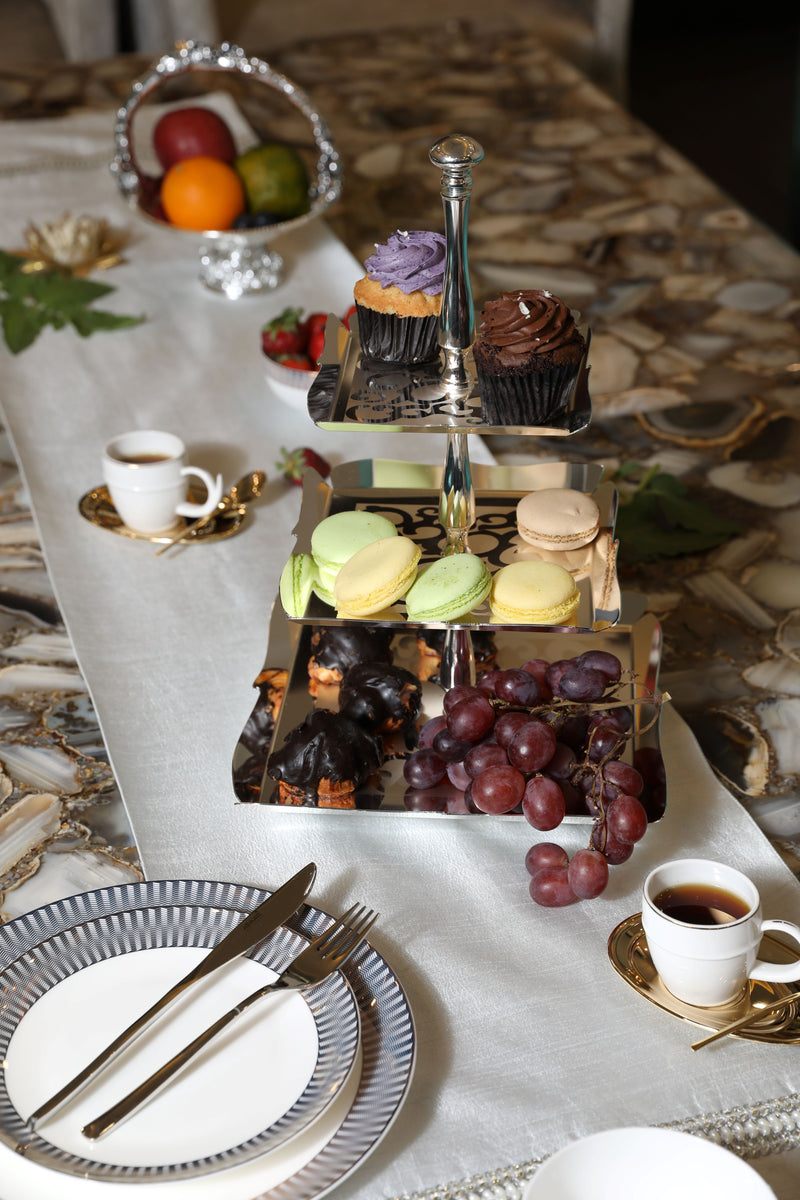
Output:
[
  {"xmin": 119, "ymin": 453, "xmax": 171, "ymax": 464},
  {"xmin": 653, "ymin": 882, "xmax": 751, "ymax": 926}
]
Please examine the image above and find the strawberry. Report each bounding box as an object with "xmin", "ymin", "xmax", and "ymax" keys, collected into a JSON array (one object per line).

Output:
[
  {"xmin": 307, "ymin": 327, "xmax": 326, "ymax": 366},
  {"xmin": 303, "ymin": 311, "xmax": 328, "ymax": 337},
  {"xmin": 261, "ymin": 307, "xmax": 307, "ymax": 357},
  {"xmin": 275, "ymin": 352, "xmax": 314, "ymax": 371},
  {"xmin": 277, "ymin": 446, "xmax": 331, "ymax": 485},
  {"xmin": 302, "ymin": 311, "xmax": 328, "ymax": 366}
]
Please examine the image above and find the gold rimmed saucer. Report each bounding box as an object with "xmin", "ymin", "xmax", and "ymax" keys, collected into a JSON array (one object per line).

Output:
[
  {"xmin": 608, "ymin": 912, "xmax": 800, "ymax": 1045},
  {"xmin": 78, "ymin": 485, "xmax": 246, "ymax": 545}
]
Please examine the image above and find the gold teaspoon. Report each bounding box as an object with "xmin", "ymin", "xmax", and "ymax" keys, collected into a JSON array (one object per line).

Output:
[
  {"xmin": 691, "ymin": 989, "xmax": 800, "ymax": 1050},
  {"xmin": 155, "ymin": 469, "xmax": 266, "ymax": 556}
]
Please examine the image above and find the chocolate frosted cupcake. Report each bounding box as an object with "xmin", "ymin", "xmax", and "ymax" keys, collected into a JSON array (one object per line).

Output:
[
  {"xmin": 473, "ymin": 290, "xmax": 586, "ymax": 426},
  {"xmin": 354, "ymin": 229, "xmax": 446, "ymax": 363}
]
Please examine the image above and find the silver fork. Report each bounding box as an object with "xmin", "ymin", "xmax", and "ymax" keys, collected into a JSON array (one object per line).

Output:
[{"xmin": 81, "ymin": 903, "xmax": 377, "ymax": 1141}]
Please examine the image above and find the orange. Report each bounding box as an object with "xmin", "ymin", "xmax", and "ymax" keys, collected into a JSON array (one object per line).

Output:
[{"xmin": 160, "ymin": 156, "xmax": 245, "ymax": 231}]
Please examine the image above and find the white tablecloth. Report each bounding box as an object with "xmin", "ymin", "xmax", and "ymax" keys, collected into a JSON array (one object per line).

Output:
[{"xmin": 1, "ymin": 107, "xmax": 800, "ymax": 1200}]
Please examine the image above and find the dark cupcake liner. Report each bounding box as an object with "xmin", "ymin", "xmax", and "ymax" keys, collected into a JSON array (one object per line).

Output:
[
  {"xmin": 355, "ymin": 304, "xmax": 440, "ymax": 364},
  {"xmin": 476, "ymin": 359, "xmax": 581, "ymax": 427}
]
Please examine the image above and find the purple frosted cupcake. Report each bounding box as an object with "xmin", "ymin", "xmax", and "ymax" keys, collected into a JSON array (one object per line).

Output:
[
  {"xmin": 353, "ymin": 229, "xmax": 446, "ymax": 363},
  {"xmin": 473, "ymin": 289, "xmax": 587, "ymax": 425}
]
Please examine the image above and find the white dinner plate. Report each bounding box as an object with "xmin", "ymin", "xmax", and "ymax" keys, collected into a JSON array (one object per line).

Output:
[
  {"xmin": 0, "ymin": 879, "xmax": 415, "ymax": 1200},
  {"xmin": 0, "ymin": 906, "xmax": 360, "ymax": 1180},
  {"xmin": 523, "ymin": 1127, "xmax": 777, "ymax": 1199}
]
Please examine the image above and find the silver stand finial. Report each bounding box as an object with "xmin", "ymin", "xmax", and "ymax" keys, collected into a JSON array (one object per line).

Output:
[
  {"xmin": 430, "ymin": 135, "xmax": 484, "ymax": 393},
  {"xmin": 430, "ymin": 136, "xmax": 484, "ymax": 558}
]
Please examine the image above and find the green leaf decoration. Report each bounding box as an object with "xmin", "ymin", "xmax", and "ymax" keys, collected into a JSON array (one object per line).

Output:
[
  {"xmin": 0, "ymin": 250, "xmax": 144, "ymax": 353},
  {"xmin": 0, "ymin": 297, "xmax": 45, "ymax": 355},
  {"xmin": 27, "ymin": 272, "xmax": 115, "ymax": 310},
  {"xmin": 611, "ymin": 466, "xmax": 744, "ymax": 563},
  {"xmin": 68, "ymin": 309, "xmax": 145, "ymax": 337},
  {"xmin": 0, "ymin": 249, "xmax": 23, "ymax": 283}
]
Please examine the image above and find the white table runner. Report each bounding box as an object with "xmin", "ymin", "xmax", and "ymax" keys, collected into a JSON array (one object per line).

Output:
[{"xmin": 1, "ymin": 109, "xmax": 800, "ymax": 1200}]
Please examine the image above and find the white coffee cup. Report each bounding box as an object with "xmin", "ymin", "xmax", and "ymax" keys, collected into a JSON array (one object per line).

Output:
[
  {"xmin": 642, "ymin": 858, "xmax": 800, "ymax": 1007},
  {"xmin": 103, "ymin": 431, "xmax": 223, "ymax": 535}
]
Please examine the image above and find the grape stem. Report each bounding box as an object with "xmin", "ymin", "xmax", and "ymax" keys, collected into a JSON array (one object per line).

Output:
[
  {"xmin": 487, "ymin": 678, "xmax": 671, "ymax": 730},
  {"xmin": 487, "ymin": 676, "xmax": 670, "ymax": 857}
]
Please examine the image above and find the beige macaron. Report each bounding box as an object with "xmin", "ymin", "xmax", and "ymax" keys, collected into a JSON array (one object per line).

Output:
[{"xmin": 516, "ymin": 487, "xmax": 600, "ymax": 552}]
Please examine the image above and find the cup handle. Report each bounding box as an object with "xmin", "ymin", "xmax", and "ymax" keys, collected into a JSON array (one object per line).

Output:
[
  {"xmin": 176, "ymin": 467, "xmax": 223, "ymax": 518},
  {"xmin": 750, "ymin": 919, "xmax": 800, "ymax": 983}
]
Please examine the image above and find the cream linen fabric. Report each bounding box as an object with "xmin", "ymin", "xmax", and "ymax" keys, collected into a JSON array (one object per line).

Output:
[{"xmin": 1, "ymin": 109, "xmax": 800, "ymax": 1200}]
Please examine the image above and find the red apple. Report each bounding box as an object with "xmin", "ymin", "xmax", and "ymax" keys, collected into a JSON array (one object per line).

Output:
[{"xmin": 153, "ymin": 106, "xmax": 236, "ymax": 170}]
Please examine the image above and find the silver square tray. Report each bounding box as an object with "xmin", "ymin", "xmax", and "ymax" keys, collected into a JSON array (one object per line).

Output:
[
  {"xmin": 307, "ymin": 317, "xmax": 592, "ymax": 436},
  {"xmin": 232, "ymin": 596, "xmax": 664, "ymax": 822},
  {"xmin": 285, "ymin": 458, "xmax": 620, "ymax": 631}
]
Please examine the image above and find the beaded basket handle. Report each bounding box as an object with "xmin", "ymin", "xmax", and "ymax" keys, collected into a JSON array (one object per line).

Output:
[{"xmin": 110, "ymin": 40, "xmax": 342, "ymax": 236}]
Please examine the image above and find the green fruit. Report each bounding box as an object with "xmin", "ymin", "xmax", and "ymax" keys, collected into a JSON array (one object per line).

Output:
[{"xmin": 235, "ymin": 143, "xmax": 310, "ymax": 219}]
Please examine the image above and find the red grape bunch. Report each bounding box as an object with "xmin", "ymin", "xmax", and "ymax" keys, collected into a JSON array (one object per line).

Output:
[{"xmin": 402, "ymin": 650, "xmax": 667, "ymax": 907}]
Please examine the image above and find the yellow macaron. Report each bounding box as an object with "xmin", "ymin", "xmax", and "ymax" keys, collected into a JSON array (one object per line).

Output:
[
  {"xmin": 490, "ymin": 560, "xmax": 580, "ymax": 625},
  {"xmin": 334, "ymin": 535, "xmax": 421, "ymax": 617}
]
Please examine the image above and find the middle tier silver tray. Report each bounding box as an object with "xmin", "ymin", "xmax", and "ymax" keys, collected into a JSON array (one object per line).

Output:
[
  {"xmin": 285, "ymin": 458, "xmax": 621, "ymax": 630},
  {"xmin": 231, "ymin": 450, "xmax": 661, "ymax": 821}
]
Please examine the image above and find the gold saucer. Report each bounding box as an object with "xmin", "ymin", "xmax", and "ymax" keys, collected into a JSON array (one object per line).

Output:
[
  {"xmin": 78, "ymin": 485, "xmax": 246, "ymax": 545},
  {"xmin": 608, "ymin": 913, "xmax": 800, "ymax": 1044}
]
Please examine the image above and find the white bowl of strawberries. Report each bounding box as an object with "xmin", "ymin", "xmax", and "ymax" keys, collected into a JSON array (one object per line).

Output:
[{"xmin": 261, "ymin": 303, "xmax": 355, "ymax": 407}]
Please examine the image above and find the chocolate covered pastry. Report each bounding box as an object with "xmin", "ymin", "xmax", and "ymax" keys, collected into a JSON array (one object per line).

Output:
[
  {"xmin": 233, "ymin": 669, "xmax": 289, "ymax": 804},
  {"xmin": 338, "ymin": 661, "xmax": 422, "ymax": 735},
  {"xmin": 252, "ymin": 667, "xmax": 288, "ymax": 722},
  {"xmin": 267, "ymin": 708, "xmax": 382, "ymax": 808},
  {"xmin": 307, "ymin": 625, "xmax": 394, "ymax": 695}
]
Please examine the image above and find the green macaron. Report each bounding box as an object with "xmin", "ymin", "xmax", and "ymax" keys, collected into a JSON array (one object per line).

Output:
[
  {"xmin": 405, "ymin": 552, "xmax": 492, "ymax": 622},
  {"xmin": 279, "ymin": 553, "xmax": 317, "ymax": 617},
  {"xmin": 312, "ymin": 576, "xmax": 336, "ymax": 607},
  {"xmin": 311, "ymin": 510, "xmax": 398, "ymax": 576}
]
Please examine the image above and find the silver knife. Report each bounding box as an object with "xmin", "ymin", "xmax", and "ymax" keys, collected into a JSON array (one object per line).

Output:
[{"xmin": 28, "ymin": 861, "xmax": 317, "ymax": 1128}]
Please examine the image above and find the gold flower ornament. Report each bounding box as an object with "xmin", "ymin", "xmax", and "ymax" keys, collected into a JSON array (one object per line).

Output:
[{"xmin": 18, "ymin": 213, "xmax": 128, "ymax": 276}]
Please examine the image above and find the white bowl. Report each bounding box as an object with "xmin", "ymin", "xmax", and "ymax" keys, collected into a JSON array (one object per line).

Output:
[
  {"xmin": 523, "ymin": 1128, "xmax": 776, "ymax": 1200},
  {"xmin": 262, "ymin": 354, "xmax": 318, "ymax": 411}
]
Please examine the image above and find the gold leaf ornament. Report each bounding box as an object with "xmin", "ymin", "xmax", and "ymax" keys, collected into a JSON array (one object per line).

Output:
[{"xmin": 18, "ymin": 213, "xmax": 128, "ymax": 276}]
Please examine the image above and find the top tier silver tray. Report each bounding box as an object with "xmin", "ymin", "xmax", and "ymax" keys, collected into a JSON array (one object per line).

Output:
[
  {"xmin": 306, "ymin": 135, "xmax": 591, "ymax": 436},
  {"xmin": 306, "ymin": 317, "xmax": 592, "ymax": 436}
]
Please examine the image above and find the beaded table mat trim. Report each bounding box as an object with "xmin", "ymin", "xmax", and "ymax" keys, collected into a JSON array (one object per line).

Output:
[{"xmin": 396, "ymin": 1093, "xmax": 800, "ymax": 1200}]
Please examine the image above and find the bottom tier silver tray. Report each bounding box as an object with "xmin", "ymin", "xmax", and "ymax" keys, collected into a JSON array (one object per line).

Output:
[{"xmin": 232, "ymin": 595, "xmax": 665, "ymax": 822}]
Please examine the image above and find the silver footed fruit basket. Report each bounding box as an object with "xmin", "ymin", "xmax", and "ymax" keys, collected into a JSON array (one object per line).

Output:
[{"xmin": 110, "ymin": 40, "xmax": 342, "ymax": 298}]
